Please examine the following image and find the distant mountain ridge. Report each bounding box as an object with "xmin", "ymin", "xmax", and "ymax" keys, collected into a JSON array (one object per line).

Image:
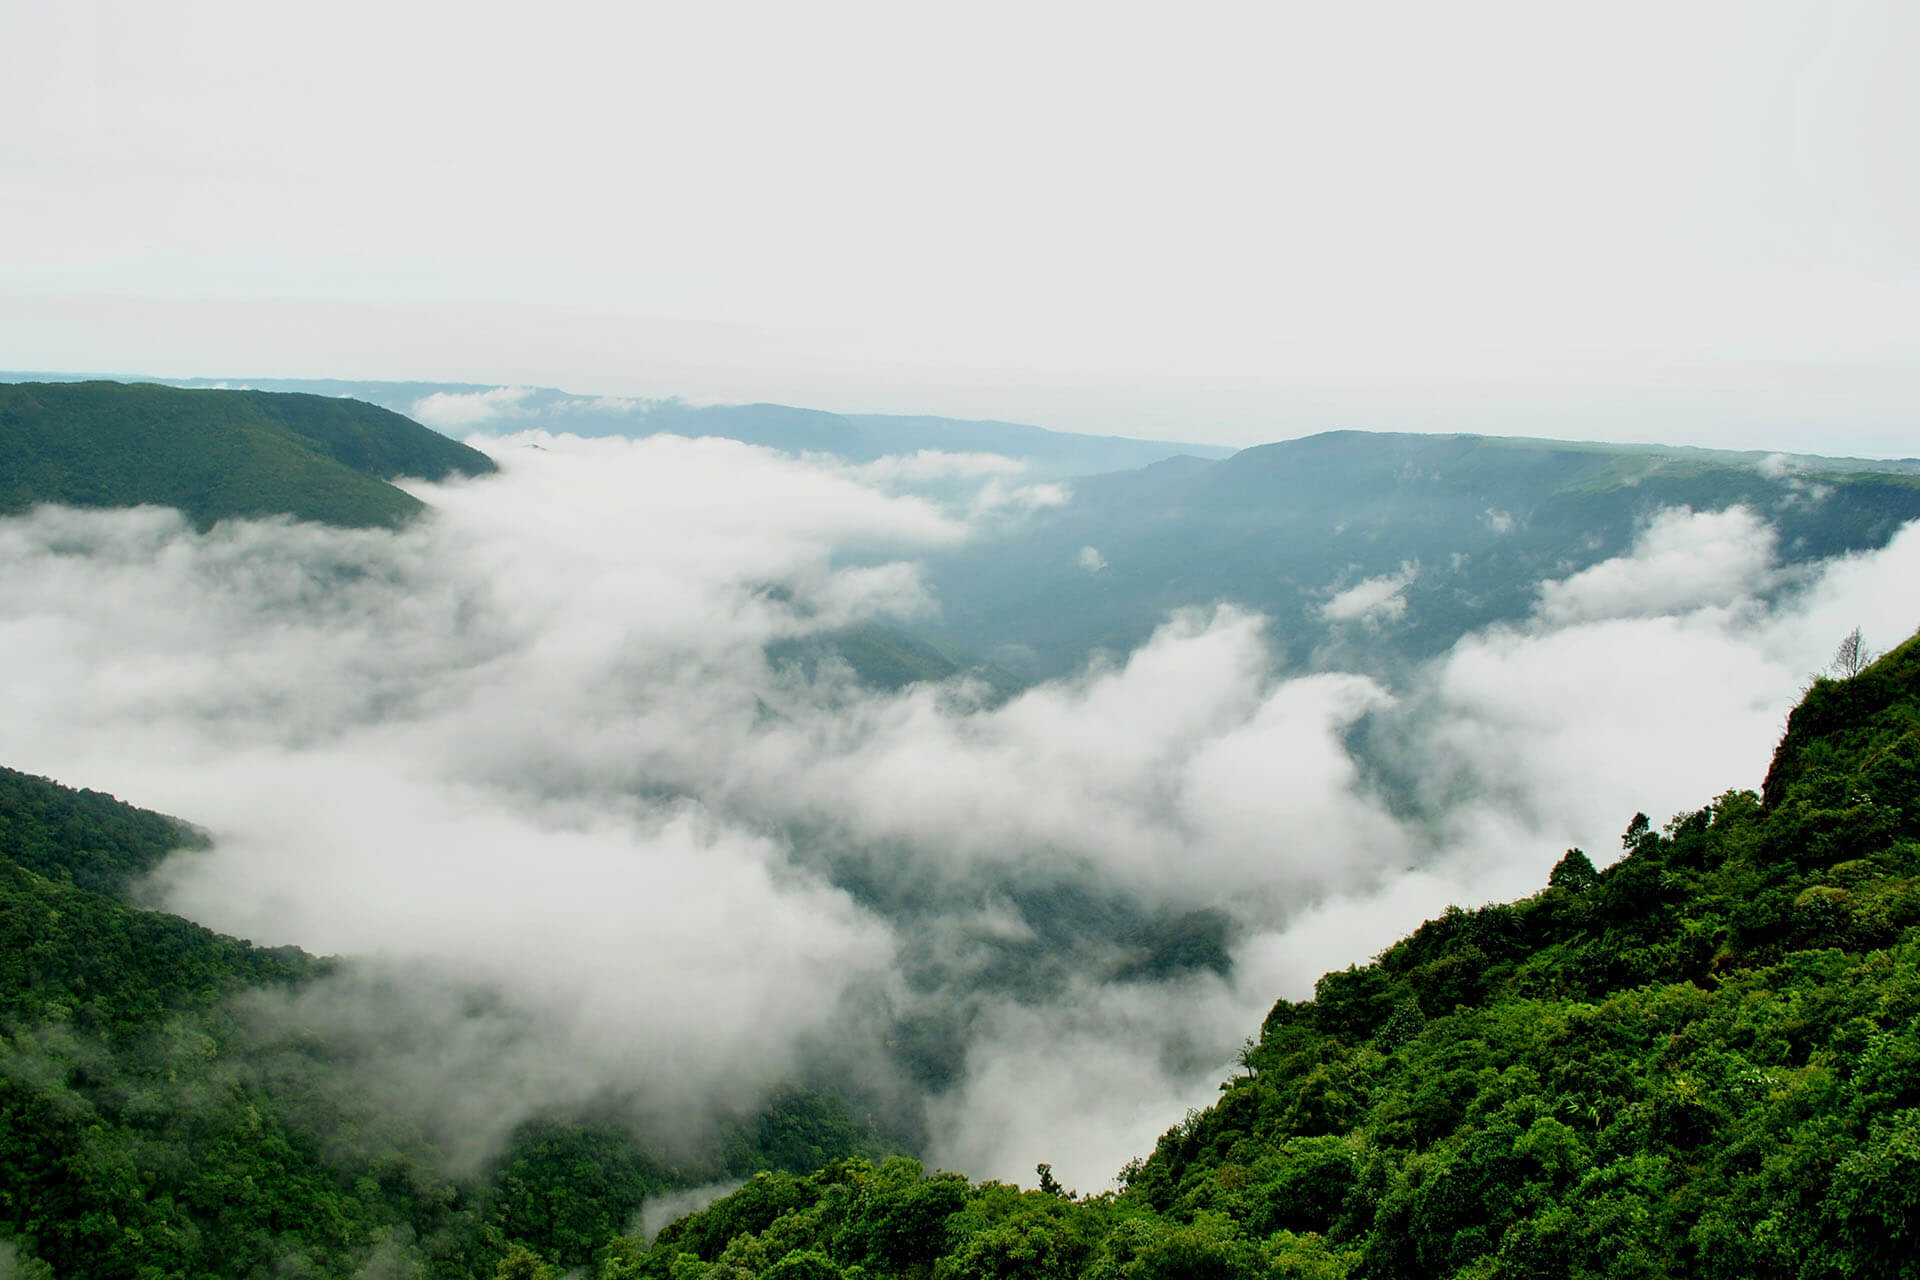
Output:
[
  {"xmin": 913, "ymin": 429, "xmax": 1920, "ymax": 677},
  {"xmin": 0, "ymin": 373, "xmax": 1237, "ymax": 479},
  {"xmin": 0, "ymin": 380, "xmax": 496, "ymax": 529}
]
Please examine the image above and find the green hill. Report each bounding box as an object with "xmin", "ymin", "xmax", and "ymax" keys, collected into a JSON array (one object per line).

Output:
[
  {"xmin": 607, "ymin": 631, "xmax": 1920, "ymax": 1280},
  {"xmin": 0, "ymin": 381, "xmax": 496, "ymax": 530}
]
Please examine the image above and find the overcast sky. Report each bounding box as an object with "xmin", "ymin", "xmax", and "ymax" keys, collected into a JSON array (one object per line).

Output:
[{"xmin": 4, "ymin": 1, "xmax": 1916, "ymax": 453}]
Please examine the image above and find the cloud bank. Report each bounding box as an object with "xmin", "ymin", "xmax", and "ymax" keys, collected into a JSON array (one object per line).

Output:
[{"xmin": 0, "ymin": 437, "xmax": 1913, "ymax": 1190}]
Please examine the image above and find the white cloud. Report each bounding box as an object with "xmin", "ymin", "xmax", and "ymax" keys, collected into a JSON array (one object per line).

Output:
[
  {"xmin": 925, "ymin": 972, "xmax": 1248, "ymax": 1190},
  {"xmin": 1782, "ymin": 476, "xmax": 1835, "ymax": 505},
  {"xmin": 1483, "ymin": 507, "xmax": 1514, "ymax": 534},
  {"xmin": 828, "ymin": 451, "xmax": 1064, "ymax": 524},
  {"xmin": 640, "ymin": 1183, "xmax": 742, "ymax": 1241},
  {"xmin": 1403, "ymin": 509, "xmax": 1920, "ymax": 893},
  {"xmin": 1536, "ymin": 505, "xmax": 1775, "ymax": 625},
  {"xmin": 852, "ymin": 450, "xmax": 1028, "ymax": 483},
  {"xmin": 1424, "ymin": 614, "xmax": 1791, "ymax": 860},
  {"xmin": 968, "ymin": 478, "xmax": 1069, "ymax": 518},
  {"xmin": 1076, "ymin": 545, "xmax": 1108, "ymax": 574},
  {"xmin": 409, "ymin": 385, "xmax": 536, "ymax": 430},
  {"xmin": 747, "ymin": 607, "xmax": 1409, "ymax": 904},
  {"xmin": 1321, "ymin": 562, "xmax": 1418, "ymax": 626},
  {"xmin": 565, "ymin": 394, "xmax": 651, "ymax": 415}
]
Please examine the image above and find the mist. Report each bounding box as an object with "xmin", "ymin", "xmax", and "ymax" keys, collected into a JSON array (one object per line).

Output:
[{"xmin": 0, "ymin": 433, "xmax": 1913, "ymax": 1190}]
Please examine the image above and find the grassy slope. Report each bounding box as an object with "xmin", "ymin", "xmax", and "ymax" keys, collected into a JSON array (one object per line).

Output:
[
  {"xmin": 0, "ymin": 381, "xmax": 495, "ymax": 530},
  {"xmin": 614, "ymin": 632, "xmax": 1920, "ymax": 1280}
]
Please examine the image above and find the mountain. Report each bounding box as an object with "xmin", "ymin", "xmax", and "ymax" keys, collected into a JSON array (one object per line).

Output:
[
  {"xmin": 600, "ymin": 629, "xmax": 1920, "ymax": 1280},
  {"xmin": 0, "ymin": 375, "xmax": 1237, "ymax": 480},
  {"xmin": 0, "ymin": 381, "xmax": 497, "ymax": 530},
  {"xmin": 912, "ymin": 430, "xmax": 1920, "ymax": 678}
]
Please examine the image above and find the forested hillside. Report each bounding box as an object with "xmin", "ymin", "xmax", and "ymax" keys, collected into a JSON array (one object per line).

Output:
[
  {"xmin": 603, "ymin": 631, "xmax": 1920, "ymax": 1280},
  {"xmin": 0, "ymin": 768, "xmax": 883, "ymax": 1280},
  {"xmin": 0, "ymin": 381, "xmax": 496, "ymax": 529}
]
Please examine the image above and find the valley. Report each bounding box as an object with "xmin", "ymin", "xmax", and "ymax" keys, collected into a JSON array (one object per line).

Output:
[{"xmin": 0, "ymin": 381, "xmax": 1916, "ymax": 1277}]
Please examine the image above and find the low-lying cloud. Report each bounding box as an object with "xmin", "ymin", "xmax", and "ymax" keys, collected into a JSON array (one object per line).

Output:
[
  {"xmin": 740, "ymin": 613, "xmax": 1406, "ymax": 905},
  {"xmin": 1536, "ymin": 504, "xmax": 1775, "ymax": 625},
  {"xmin": 0, "ymin": 433, "xmax": 1913, "ymax": 1192},
  {"xmin": 1321, "ymin": 561, "xmax": 1419, "ymax": 626},
  {"xmin": 410, "ymin": 385, "xmax": 538, "ymax": 430}
]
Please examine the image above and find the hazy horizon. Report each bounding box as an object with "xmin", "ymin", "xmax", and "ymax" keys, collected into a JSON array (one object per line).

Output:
[
  {"xmin": 5, "ymin": 367, "xmax": 1918, "ymax": 465},
  {"xmin": 6, "ymin": 2, "xmax": 1917, "ymax": 457}
]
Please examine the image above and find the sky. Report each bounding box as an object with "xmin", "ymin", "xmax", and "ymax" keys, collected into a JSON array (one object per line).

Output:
[{"xmin": 3, "ymin": 0, "xmax": 1917, "ymax": 454}]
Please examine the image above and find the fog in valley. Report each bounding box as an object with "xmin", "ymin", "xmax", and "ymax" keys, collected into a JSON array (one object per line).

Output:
[{"xmin": 1, "ymin": 428, "xmax": 1914, "ymax": 1190}]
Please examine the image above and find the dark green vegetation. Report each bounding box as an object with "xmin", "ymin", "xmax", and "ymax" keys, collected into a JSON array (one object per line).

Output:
[
  {"xmin": 0, "ymin": 381, "xmax": 496, "ymax": 529},
  {"xmin": 915, "ymin": 432, "xmax": 1920, "ymax": 678},
  {"xmin": 0, "ymin": 768, "xmax": 883, "ymax": 1279},
  {"xmin": 597, "ymin": 632, "xmax": 1920, "ymax": 1279}
]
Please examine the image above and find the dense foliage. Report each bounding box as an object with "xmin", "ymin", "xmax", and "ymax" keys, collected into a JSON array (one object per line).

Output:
[
  {"xmin": 0, "ymin": 381, "xmax": 495, "ymax": 529},
  {"xmin": 0, "ymin": 769, "xmax": 883, "ymax": 1279},
  {"xmin": 600, "ymin": 632, "xmax": 1920, "ymax": 1279}
]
